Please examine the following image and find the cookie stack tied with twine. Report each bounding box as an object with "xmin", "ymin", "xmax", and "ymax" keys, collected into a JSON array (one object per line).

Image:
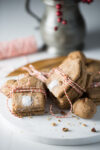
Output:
[
  {"xmin": 1, "ymin": 75, "xmax": 46, "ymax": 117},
  {"xmin": 22, "ymin": 51, "xmax": 88, "ymax": 118},
  {"xmin": 1, "ymin": 51, "xmax": 98, "ymax": 119},
  {"xmin": 46, "ymin": 51, "xmax": 87, "ymax": 109}
]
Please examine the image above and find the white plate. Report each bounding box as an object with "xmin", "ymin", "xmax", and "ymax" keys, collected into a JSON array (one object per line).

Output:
[{"xmin": 0, "ymin": 76, "xmax": 100, "ymax": 146}]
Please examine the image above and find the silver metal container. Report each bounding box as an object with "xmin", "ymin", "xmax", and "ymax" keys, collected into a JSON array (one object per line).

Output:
[{"xmin": 40, "ymin": 0, "xmax": 86, "ymax": 55}]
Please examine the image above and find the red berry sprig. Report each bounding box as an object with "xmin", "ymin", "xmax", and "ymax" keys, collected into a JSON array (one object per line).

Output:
[
  {"xmin": 54, "ymin": 0, "xmax": 93, "ymax": 31},
  {"xmin": 54, "ymin": 1, "xmax": 67, "ymax": 31}
]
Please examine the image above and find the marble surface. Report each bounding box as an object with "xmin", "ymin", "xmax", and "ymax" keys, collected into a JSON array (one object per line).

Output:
[{"xmin": 0, "ymin": 0, "xmax": 100, "ymax": 149}]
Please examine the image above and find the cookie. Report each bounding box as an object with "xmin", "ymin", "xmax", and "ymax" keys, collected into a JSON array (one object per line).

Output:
[
  {"xmin": 1, "ymin": 79, "xmax": 16, "ymax": 98},
  {"xmin": 68, "ymin": 51, "xmax": 86, "ymax": 64},
  {"xmin": 14, "ymin": 74, "xmax": 45, "ymax": 89},
  {"xmin": 12, "ymin": 91, "xmax": 45, "ymax": 117},
  {"xmin": 6, "ymin": 75, "xmax": 46, "ymax": 117},
  {"xmin": 87, "ymin": 72, "xmax": 100, "ymax": 99},
  {"xmin": 73, "ymin": 98, "xmax": 96, "ymax": 119},
  {"xmin": 86, "ymin": 59, "xmax": 100, "ymax": 73},
  {"xmin": 46, "ymin": 51, "xmax": 87, "ymax": 109}
]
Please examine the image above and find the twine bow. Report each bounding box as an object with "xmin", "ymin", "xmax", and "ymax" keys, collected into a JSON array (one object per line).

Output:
[{"xmin": 23, "ymin": 65, "xmax": 47, "ymax": 82}]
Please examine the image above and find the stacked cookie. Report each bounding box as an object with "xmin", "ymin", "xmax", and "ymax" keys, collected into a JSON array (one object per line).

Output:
[
  {"xmin": 46, "ymin": 52, "xmax": 87, "ymax": 109},
  {"xmin": 1, "ymin": 51, "xmax": 99, "ymax": 119},
  {"xmin": 1, "ymin": 75, "xmax": 46, "ymax": 117},
  {"xmin": 87, "ymin": 72, "xmax": 100, "ymax": 105}
]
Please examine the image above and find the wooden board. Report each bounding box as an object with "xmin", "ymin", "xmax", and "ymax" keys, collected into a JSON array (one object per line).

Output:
[{"xmin": 8, "ymin": 56, "xmax": 100, "ymax": 77}]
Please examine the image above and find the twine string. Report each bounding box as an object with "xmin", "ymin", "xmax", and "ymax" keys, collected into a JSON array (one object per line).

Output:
[
  {"xmin": 49, "ymin": 67, "xmax": 85, "ymax": 118},
  {"xmin": 23, "ymin": 65, "xmax": 47, "ymax": 82},
  {"xmin": 22, "ymin": 65, "xmax": 85, "ymax": 118},
  {"xmin": 5, "ymin": 76, "xmax": 46, "ymax": 118}
]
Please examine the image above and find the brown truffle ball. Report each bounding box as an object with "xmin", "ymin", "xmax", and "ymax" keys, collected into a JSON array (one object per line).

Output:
[{"xmin": 73, "ymin": 98, "xmax": 97, "ymax": 119}]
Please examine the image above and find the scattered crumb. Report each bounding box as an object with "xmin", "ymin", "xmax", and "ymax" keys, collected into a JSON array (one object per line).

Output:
[
  {"xmin": 62, "ymin": 128, "xmax": 69, "ymax": 132},
  {"xmin": 82, "ymin": 124, "xmax": 87, "ymax": 127},
  {"xmin": 91, "ymin": 128, "xmax": 96, "ymax": 132},
  {"xmin": 72, "ymin": 115, "xmax": 79, "ymax": 120},
  {"xmin": 58, "ymin": 119, "xmax": 61, "ymax": 122},
  {"xmin": 51, "ymin": 123, "xmax": 57, "ymax": 126},
  {"xmin": 60, "ymin": 111, "xmax": 66, "ymax": 115}
]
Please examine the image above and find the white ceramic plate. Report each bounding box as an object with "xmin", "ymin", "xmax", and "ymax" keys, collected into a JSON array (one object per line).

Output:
[{"xmin": 0, "ymin": 76, "xmax": 100, "ymax": 146}]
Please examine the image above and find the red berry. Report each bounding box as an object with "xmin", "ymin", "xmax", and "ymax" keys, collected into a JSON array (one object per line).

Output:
[
  {"xmin": 56, "ymin": 11, "xmax": 62, "ymax": 16},
  {"xmin": 82, "ymin": 0, "xmax": 87, "ymax": 2},
  {"xmin": 57, "ymin": 18, "xmax": 62, "ymax": 23},
  {"xmin": 56, "ymin": 4, "xmax": 62, "ymax": 9},
  {"xmin": 87, "ymin": 0, "xmax": 93, "ymax": 4},
  {"xmin": 62, "ymin": 20, "xmax": 67, "ymax": 25},
  {"xmin": 54, "ymin": 26, "xmax": 58, "ymax": 31}
]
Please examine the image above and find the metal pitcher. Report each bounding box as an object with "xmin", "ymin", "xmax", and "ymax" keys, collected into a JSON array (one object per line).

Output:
[{"xmin": 26, "ymin": 0, "xmax": 86, "ymax": 56}]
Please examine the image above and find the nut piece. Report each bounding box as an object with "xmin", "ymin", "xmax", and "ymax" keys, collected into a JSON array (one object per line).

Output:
[
  {"xmin": 58, "ymin": 119, "xmax": 61, "ymax": 122},
  {"xmin": 52, "ymin": 123, "xmax": 57, "ymax": 126},
  {"xmin": 82, "ymin": 124, "xmax": 87, "ymax": 127},
  {"xmin": 60, "ymin": 111, "xmax": 66, "ymax": 115},
  {"xmin": 62, "ymin": 128, "xmax": 69, "ymax": 132},
  {"xmin": 91, "ymin": 128, "xmax": 96, "ymax": 132}
]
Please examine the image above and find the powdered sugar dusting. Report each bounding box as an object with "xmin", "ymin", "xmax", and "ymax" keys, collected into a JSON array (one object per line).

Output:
[{"xmin": 22, "ymin": 96, "xmax": 32, "ymax": 107}]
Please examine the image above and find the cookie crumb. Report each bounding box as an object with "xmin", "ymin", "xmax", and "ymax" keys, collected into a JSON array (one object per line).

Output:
[
  {"xmin": 91, "ymin": 128, "xmax": 96, "ymax": 132},
  {"xmin": 82, "ymin": 124, "xmax": 87, "ymax": 127},
  {"xmin": 52, "ymin": 123, "xmax": 57, "ymax": 126},
  {"xmin": 58, "ymin": 119, "xmax": 61, "ymax": 122},
  {"xmin": 60, "ymin": 111, "xmax": 66, "ymax": 115},
  {"xmin": 62, "ymin": 128, "xmax": 69, "ymax": 132},
  {"xmin": 72, "ymin": 115, "xmax": 79, "ymax": 120}
]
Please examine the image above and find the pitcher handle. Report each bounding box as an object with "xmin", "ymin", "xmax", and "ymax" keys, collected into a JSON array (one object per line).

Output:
[{"xmin": 25, "ymin": 0, "xmax": 41, "ymax": 23}]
